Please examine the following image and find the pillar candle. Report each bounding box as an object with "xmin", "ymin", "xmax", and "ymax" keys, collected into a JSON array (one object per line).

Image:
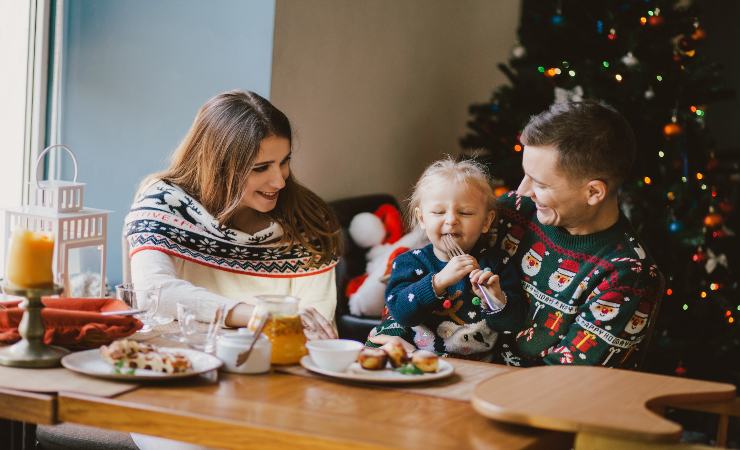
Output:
[{"xmin": 5, "ymin": 229, "xmax": 54, "ymax": 288}]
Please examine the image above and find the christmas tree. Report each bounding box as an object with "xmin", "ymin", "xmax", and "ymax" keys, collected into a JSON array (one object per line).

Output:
[{"xmin": 462, "ymin": 0, "xmax": 738, "ymax": 386}]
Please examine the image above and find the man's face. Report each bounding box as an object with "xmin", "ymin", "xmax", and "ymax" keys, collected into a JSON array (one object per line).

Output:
[{"xmin": 516, "ymin": 145, "xmax": 592, "ymax": 231}]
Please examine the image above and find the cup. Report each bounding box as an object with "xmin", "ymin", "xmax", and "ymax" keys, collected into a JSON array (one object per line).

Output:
[
  {"xmin": 115, "ymin": 283, "xmax": 160, "ymax": 333},
  {"xmin": 217, "ymin": 332, "xmax": 271, "ymax": 374},
  {"xmin": 176, "ymin": 301, "xmax": 224, "ymax": 352},
  {"xmin": 306, "ymin": 339, "xmax": 363, "ymax": 372}
]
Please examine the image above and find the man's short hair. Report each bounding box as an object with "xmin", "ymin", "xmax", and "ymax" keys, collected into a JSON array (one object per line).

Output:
[{"xmin": 520, "ymin": 100, "xmax": 636, "ymax": 188}]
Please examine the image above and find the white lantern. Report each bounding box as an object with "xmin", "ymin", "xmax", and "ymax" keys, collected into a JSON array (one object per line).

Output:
[{"xmin": 3, "ymin": 145, "xmax": 110, "ymax": 297}]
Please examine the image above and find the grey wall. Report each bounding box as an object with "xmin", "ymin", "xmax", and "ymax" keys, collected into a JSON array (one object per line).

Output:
[
  {"xmin": 271, "ymin": 0, "xmax": 520, "ymax": 202},
  {"xmin": 60, "ymin": 0, "xmax": 275, "ymax": 286}
]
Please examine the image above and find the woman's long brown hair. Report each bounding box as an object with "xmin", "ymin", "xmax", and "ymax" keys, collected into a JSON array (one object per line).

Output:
[{"xmin": 152, "ymin": 90, "xmax": 340, "ymax": 263}]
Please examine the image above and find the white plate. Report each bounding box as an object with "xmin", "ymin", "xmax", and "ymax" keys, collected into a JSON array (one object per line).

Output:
[
  {"xmin": 300, "ymin": 355, "xmax": 454, "ymax": 384},
  {"xmin": 61, "ymin": 347, "xmax": 222, "ymax": 381}
]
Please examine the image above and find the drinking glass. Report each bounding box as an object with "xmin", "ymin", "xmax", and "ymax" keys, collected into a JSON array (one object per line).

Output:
[
  {"xmin": 115, "ymin": 283, "xmax": 160, "ymax": 333},
  {"xmin": 176, "ymin": 301, "xmax": 224, "ymax": 352}
]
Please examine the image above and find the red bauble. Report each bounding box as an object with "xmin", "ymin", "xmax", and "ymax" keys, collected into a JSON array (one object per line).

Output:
[
  {"xmin": 703, "ymin": 213, "xmax": 723, "ymax": 228},
  {"xmin": 692, "ymin": 27, "xmax": 706, "ymax": 40},
  {"xmin": 719, "ymin": 201, "xmax": 734, "ymax": 214},
  {"xmin": 648, "ymin": 15, "xmax": 664, "ymax": 26},
  {"xmin": 663, "ymin": 122, "xmax": 683, "ymax": 137}
]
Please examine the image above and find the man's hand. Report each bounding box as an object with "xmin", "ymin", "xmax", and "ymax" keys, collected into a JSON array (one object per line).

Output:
[
  {"xmin": 300, "ymin": 307, "xmax": 337, "ymax": 340},
  {"xmin": 433, "ymin": 255, "xmax": 479, "ymax": 295},
  {"xmin": 469, "ymin": 269, "xmax": 506, "ymax": 309},
  {"xmin": 367, "ymin": 334, "xmax": 417, "ymax": 353}
]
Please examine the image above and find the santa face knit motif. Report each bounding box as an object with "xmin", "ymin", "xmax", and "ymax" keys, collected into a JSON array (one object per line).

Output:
[
  {"xmin": 496, "ymin": 192, "xmax": 664, "ymax": 368},
  {"xmin": 367, "ymin": 241, "xmax": 528, "ymax": 361}
]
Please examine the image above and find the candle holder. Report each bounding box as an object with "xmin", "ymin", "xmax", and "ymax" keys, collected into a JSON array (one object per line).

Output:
[{"xmin": 0, "ymin": 283, "xmax": 69, "ymax": 367}]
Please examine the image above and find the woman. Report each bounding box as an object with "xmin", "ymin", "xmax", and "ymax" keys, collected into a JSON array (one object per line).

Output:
[
  {"xmin": 125, "ymin": 91, "xmax": 341, "ymax": 449},
  {"xmin": 126, "ymin": 90, "xmax": 341, "ymax": 332}
]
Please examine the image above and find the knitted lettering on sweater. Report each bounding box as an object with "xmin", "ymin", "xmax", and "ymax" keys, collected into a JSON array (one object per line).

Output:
[
  {"xmin": 367, "ymin": 241, "xmax": 527, "ymax": 361},
  {"xmin": 494, "ymin": 192, "xmax": 663, "ymax": 368}
]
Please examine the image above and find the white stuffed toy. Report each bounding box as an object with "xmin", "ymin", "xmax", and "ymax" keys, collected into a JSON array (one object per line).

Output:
[{"xmin": 346, "ymin": 206, "xmax": 428, "ymax": 317}]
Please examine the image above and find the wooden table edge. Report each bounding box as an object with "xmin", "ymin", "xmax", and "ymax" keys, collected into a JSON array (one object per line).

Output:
[
  {"xmin": 470, "ymin": 395, "xmax": 683, "ymax": 443},
  {"xmin": 0, "ymin": 387, "xmax": 57, "ymax": 425},
  {"xmin": 57, "ymin": 391, "xmax": 398, "ymax": 450}
]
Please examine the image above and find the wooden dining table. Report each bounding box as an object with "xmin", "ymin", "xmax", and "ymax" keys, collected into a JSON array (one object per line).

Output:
[
  {"xmin": 55, "ymin": 360, "xmax": 571, "ymax": 450},
  {"xmin": 0, "ymin": 323, "xmax": 735, "ymax": 450}
]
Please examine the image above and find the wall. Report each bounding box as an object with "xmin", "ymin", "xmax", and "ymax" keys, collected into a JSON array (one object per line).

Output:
[
  {"xmin": 271, "ymin": 0, "xmax": 521, "ymax": 202},
  {"xmin": 60, "ymin": 0, "xmax": 275, "ymax": 286}
]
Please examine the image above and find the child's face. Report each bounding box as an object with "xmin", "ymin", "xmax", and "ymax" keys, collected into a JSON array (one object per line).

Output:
[{"xmin": 415, "ymin": 181, "xmax": 494, "ymax": 255}]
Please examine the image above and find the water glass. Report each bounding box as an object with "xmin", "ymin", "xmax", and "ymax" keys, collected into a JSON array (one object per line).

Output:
[
  {"xmin": 176, "ymin": 301, "xmax": 225, "ymax": 352},
  {"xmin": 115, "ymin": 283, "xmax": 160, "ymax": 333}
]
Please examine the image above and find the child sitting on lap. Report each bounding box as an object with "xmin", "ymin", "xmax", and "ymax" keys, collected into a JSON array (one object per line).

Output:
[{"xmin": 367, "ymin": 157, "xmax": 527, "ymax": 361}]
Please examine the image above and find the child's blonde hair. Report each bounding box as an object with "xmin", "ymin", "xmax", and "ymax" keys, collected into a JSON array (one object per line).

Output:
[{"xmin": 407, "ymin": 156, "xmax": 496, "ymax": 229}]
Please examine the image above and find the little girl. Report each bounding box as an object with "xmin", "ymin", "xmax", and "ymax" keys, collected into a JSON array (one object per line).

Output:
[{"xmin": 367, "ymin": 158, "xmax": 526, "ymax": 361}]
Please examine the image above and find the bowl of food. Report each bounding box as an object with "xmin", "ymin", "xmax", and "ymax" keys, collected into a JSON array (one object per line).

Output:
[{"xmin": 306, "ymin": 339, "xmax": 364, "ymax": 372}]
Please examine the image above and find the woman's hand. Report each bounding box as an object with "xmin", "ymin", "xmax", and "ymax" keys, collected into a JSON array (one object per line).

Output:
[
  {"xmin": 433, "ymin": 254, "xmax": 479, "ymax": 295},
  {"xmin": 300, "ymin": 307, "xmax": 337, "ymax": 340},
  {"xmin": 367, "ymin": 334, "xmax": 417, "ymax": 353},
  {"xmin": 469, "ymin": 269, "xmax": 506, "ymax": 309}
]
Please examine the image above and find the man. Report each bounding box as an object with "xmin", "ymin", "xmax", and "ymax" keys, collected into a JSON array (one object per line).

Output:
[{"xmin": 494, "ymin": 100, "xmax": 663, "ymax": 367}]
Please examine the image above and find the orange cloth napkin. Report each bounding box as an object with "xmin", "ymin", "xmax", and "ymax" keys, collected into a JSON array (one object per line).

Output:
[{"xmin": 0, "ymin": 297, "xmax": 143, "ymax": 349}]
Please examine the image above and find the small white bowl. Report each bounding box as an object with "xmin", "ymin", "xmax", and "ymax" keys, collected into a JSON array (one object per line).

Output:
[{"xmin": 306, "ymin": 339, "xmax": 364, "ymax": 373}]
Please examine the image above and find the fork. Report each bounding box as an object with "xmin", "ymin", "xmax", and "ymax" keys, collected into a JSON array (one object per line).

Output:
[{"xmin": 440, "ymin": 234, "xmax": 505, "ymax": 312}]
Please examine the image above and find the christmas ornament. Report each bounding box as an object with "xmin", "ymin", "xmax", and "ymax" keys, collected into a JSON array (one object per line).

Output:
[
  {"xmin": 554, "ymin": 85, "xmax": 583, "ymax": 104},
  {"xmin": 691, "ymin": 248, "xmax": 706, "ymax": 263},
  {"xmin": 621, "ymin": 52, "xmax": 638, "ymax": 67},
  {"xmin": 703, "ymin": 213, "xmax": 723, "ymax": 228},
  {"xmin": 551, "ymin": 14, "xmax": 564, "ymax": 26},
  {"xmin": 719, "ymin": 201, "xmax": 733, "ymax": 214},
  {"xmin": 669, "ymin": 220, "xmax": 683, "ymax": 233},
  {"xmin": 644, "ymin": 87, "xmax": 655, "ymax": 99},
  {"xmin": 493, "ymin": 186, "xmax": 509, "ymax": 198},
  {"xmin": 663, "ymin": 122, "xmax": 683, "ymax": 137},
  {"xmin": 511, "ymin": 44, "xmax": 526, "ymax": 59},
  {"xmin": 648, "ymin": 15, "xmax": 664, "ymax": 26},
  {"xmin": 692, "ymin": 27, "xmax": 706, "ymax": 40},
  {"xmin": 705, "ymin": 249, "xmax": 728, "ymax": 274}
]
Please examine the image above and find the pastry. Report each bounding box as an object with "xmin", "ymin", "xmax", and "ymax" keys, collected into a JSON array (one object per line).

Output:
[
  {"xmin": 100, "ymin": 339, "xmax": 192, "ymax": 374},
  {"xmin": 357, "ymin": 347, "xmax": 387, "ymax": 370},
  {"xmin": 381, "ymin": 341, "xmax": 409, "ymax": 368},
  {"xmin": 411, "ymin": 350, "xmax": 439, "ymax": 373}
]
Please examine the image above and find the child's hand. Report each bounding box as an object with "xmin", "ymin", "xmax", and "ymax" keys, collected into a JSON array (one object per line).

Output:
[
  {"xmin": 469, "ymin": 269, "xmax": 506, "ymax": 309},
  {"xmin": 433, "ymin": 255, "xmax": 479, "ymax": 294}
]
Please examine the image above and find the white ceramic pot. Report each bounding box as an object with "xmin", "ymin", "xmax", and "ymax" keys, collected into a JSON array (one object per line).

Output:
[{"xmin": 216, "ymin": 332, "xmax": 271, "ymax": 374}]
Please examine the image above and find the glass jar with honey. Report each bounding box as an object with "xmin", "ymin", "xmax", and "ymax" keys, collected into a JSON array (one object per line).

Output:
[{"xmin": 248, "ymin": 295, "xmax": 306, "ymax": 365}]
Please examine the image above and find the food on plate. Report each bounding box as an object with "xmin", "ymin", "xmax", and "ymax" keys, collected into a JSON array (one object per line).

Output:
[
  {"xmin": 411, "ymin": 350, "xmax": 439, "ymax": 373},
  {"xmin": 381, "ymin": 341, "xmax": 409, "ymax": 368},
  {"xmin": 357, "ymin": 347, "xmax": 388, "ymax": 370},
  {"xmin": 100, "ymin": 339, "xmax": 192, "ymax": 374}
]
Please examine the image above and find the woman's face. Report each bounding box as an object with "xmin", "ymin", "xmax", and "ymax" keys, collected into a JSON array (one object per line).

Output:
[{"xmin": 240, "ymin": 135, "xmax": 291, "ymax": 213}]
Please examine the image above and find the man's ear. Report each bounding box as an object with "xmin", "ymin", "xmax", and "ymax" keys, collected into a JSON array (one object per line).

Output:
[
  {"xmin": 482, "ymin": 209, "xmax": 495, "ymax": 233},
  {"xmin": 586, "ymin": 179, "xmax": 608, "ymax": 206},
  {"xmin": 415, "ymin": 207, "xmax": 426, "ymax": 230}
]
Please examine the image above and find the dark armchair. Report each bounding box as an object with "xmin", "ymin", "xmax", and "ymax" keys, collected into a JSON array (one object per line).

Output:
[{"xmin": 329, "ymin": 194, "xmax": 399, "ymax": 342}]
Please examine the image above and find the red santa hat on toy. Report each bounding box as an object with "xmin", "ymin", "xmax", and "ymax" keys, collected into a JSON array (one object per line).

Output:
[{"xmin": 348, "ymin": 204, "xmax": 404, "ymax": 248}]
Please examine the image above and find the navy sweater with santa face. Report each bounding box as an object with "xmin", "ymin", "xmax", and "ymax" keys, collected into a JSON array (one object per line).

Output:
[
  {"xmin": 493, "ymin": 192, "xmax": 664, "ymax": 368},
  {"xmin": 367, "ymin": 240, "xmax": 527, "ymax": 360}
]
